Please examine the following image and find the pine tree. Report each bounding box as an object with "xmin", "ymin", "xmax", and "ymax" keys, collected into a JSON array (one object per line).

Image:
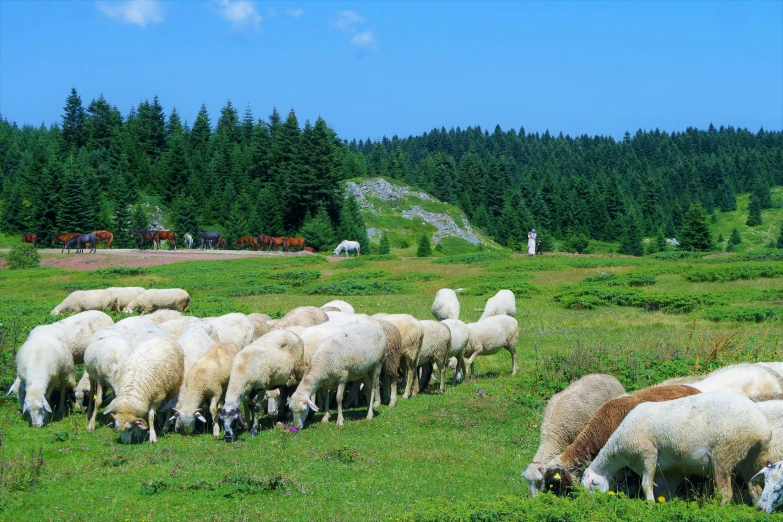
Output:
[
  {"xmin": 0, "ymin": 182, "xmax": 24, "ymax": 233},
  {"xmin": 338, "ymin": 196, "xmax": 369, "ymax": 254},
  {"xmin": 416, "ymin": 234, "xmax": 432, "ymax": 257},
  {"xmin": 679, "ymin": 203, "xmax": 714, "ymax": 251},
  {"xmin": 158, "ymin": 129, "xmax": 191, "ymax": 203},
  {"xmin": 86, "ymin": 94, "xmax": 122, "ymax": 151},
  {"xmin": 298, "ymin": 206, "xmax": 336, "ymax": 252},
  {"xmin": 377, "ymin": 232, "xmax": 391, "ymax": 255},
  {"xmin": 131, "ymin": 204, "xmax": 149, "ymax": 232},
  {"xmin": 746, "ymin": 193, "xmax": 763, "ymax": 226},
  {"xmin": 777, "ymin": 221, "xmax": 783, "ymax": 249},
  {"xmin": 190, "ymin": 104, "xmax": 212, "ymax": 154},
  {"xmin": 730, "ymin": 227, "xmax": 742, "ymax": 245},
  {"xmin": 170, "ymin": 193, "xmax": 199, "ymax": 246},
  {"xmin": 216, "ymin": 100, "xmax": 240, "ymax": 144},
  {"xmin": 225, "ymin": 199, "xmax": 249, "ymax": 248},
  {"xmin": 113, "ymin": 199, "xmax": 133, "ymax": 248},
  {"xmin": 62, "ymin": 88, "xmax": 86, "ymax": 152},
  {"xmin": 57, "ymin": 157, "xmax": 91, "ymax": 233}
]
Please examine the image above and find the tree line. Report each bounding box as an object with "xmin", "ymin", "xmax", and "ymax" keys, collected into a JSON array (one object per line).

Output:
[{"xmin": 0, "ymin": 88, "xmax": 781, "ymax": 253}]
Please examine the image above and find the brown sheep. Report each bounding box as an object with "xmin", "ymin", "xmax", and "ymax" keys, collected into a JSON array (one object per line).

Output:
[{"xmin": 542, "ymin": 384, "xmax": 701, "ymax": 494}]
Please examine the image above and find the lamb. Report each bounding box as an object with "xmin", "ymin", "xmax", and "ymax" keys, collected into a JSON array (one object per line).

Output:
[
  {"xmin": 522, "ymin": 374, "xmax": 625, "ymax": 497},
  {"xmin": 104, "ymin": 337, "xmax": 184, "ymax": 444},
  {"xmin": 272, "ymin": 306, "xmax": 328, "ymax": 330},
  {"xmin": 479, "ymin": 290, "xmax": 516, "ymax": 320},
  {"xmin": 218, "ymin": 330, "xmax": 305, "ymax": 441},
  {"xmin": 412, "ymin": 320, "xmax": 451, "ymax": 393},
  {"xmin": 172, "ymin": 342, "xmax": 240, "ymax": 437},
  {"xmin": 463, "ymin": 315, "xmax": 519, "ymax": 377},
  {"xmin": 51, "ymin": 288, "xmax": 144, "ymax": 315},
  {"xmin": 247, "ymin": 313, "xmax": 272, "ymax": 340},
  {"xmin": 15, "ymin": 330, "xmax": 75, "ymax": 427},
  {"xmin": 692, "ymin": 363, "xmax": 783, "ymax": 401},
  {"xmin": 206, "ymin": 313, "xmax": 255, "ymax": 348},
  {"xmin": 288, "ymin": 323, "xmax": 386, "ymax": 429},
  {"xmin": 438, "ymin": 319, "xmax": 470, "ymax": 394},
  {"xmin": 431, "ymin": 289, "xmax": 460, "ymax": 321},
  {"xmin": 321, "ymin": 300, "xmax": 355, "ymax": 314},
  {"xmin": 753, "ymin": 460, "xmax": 783, "ymax": 514},
  {"xmin": 73, "ymin": 370, "xmax": 92, "ymax": 412},
  {"xmin": 371, "ymin": 313, "xmax": 424, "ymax": 400},
  {"xmin": 122, "ymin": 288, "xmax": 190, "ymax": 314},
  {"xmin": 581, "ymin": 392, "xmax": 771, "ymax": 505},
  {"xmin": 542, "ymin": 384, "xmax": 701, "ymax": 494}
]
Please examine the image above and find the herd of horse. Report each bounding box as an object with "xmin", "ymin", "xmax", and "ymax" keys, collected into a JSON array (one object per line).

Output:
[{"xmin": 23, "ymin": 230, "xmax": 312, "ymax": 253}]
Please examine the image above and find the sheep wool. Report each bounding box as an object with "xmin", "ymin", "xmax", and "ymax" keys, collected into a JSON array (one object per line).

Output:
[
  {"xmin": 479, "ymin": 290, "xmax": 516, "ymax": 321},
  {"xmin": 431, "ymin": 289, "xmax": 460, "ymax": 321}
]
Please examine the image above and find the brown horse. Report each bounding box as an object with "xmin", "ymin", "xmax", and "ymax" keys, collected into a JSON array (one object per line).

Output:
[
  {"xmin": 22, "ymin": 233, "xmax": 38, "ymax": 245},
  {"xmin": 131, "ymin": 230, "xmax": 159, "ymax": 250},
  {"xmin": 156, "ymin": 230, "xmax": 177, "ymax": 250},
  {"xmin": 235, "ymin": 236, "xmax": 259, "ymax": 250},
  {"xmin": 52, "ymin": 233, "xmax": 80, "ymax": 253},
  {"xmin": 257, "ymin": 235, "xmax": 274, "ymax": 250},
  {"xmin": 268, "ymin": 237, "xmax": 285, "ymax": 251},
  {"xmin": 283, "ymin": 237, "xmax": 306, "ymax": 252},
  {"xmin": 91, "ymin": 230, "xmax": 114, "ymax": 249},
  {"xmin": 216, "ymin": 237, "xmax": 226, "ymax": 249},
  {"xmin": 304, "ymin": 246, "xmax": 315, "ymax": 253}
]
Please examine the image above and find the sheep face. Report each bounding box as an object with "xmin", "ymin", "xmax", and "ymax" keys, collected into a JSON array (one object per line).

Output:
[
  {"xmin": 111, "ymin": 413, "xmax": 148, "ymax": 444},
  {"xmin": 73, "ymin": 387, "xmax": 90, "ymax": 412},
  {"xmin": 288, "ymin": 393, "xmax": 318, "ymax": 430},
  {"xmin": 217, "ymin": 407, "xmax": 245, "ymax": 442},
  {"xmin": 756, "ymin": 462, "xmax": 783, "ymax": 514},
  {"xmin": 522, "ymin": 464, "xmax": 544, "ymax": 497},
  {"xmin": 543, "ymin": 467, "xmax": 574, "ymax": 496},
  {"xmin": 23, "ymin": 396, "xmax": 52, "ymax": 428},
  {"xmin": 266, "ymin": 389, "xmax": 281, "ymax": 417},
  {"xmin": 582, "ymin": 469, "xmax": 610, "ymax": 493}
]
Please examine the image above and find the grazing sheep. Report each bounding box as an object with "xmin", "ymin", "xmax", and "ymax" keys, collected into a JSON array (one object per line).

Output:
[
  {"xmin": 479, "ymin": 290, "xmax": 516, "ymax": 320},
  {"xmin": 73, "ymin": 370, "xmax": 92, "ymax": 412},
  {"xmin": 146, "ymin": 309, "xmax": 185, "ymax": 324},
  {"xmin": 177, "ymin": 321, "xmax": 218, "ymax": 376},
  {"xmin": 15, "ymin": 331, "xmax": 75, "ymax": 427},
  {"xmin": 321, "ymin": 300, "xmax": 355, "ymax": 314},
  {"xmin": 247, "ymin": 313, "xmax": 272, "ymax": 340},
  {"xmin": 431, "ymin": 289, "xmax": 460, "ymax": 321},
  {"xmin": 522, "ymin": 374, "xmax": 625, "ymax": 497},
  {"xmin": 105, "ymin": 337, "xmax": 184, "ymax": 444},
  {"xmin": 157, "ymin": 316, "xmax": 199, "ymax": 338},
  {"xmin": 288, "ymin": 323, "xmax": 386, "ymax": 429},
  {"xmin": 50, "ymin": 310, "xmax": 115, "ymax": 365},
  {"xmin": 272, "ymin": 306, "xmax": 328, "ymax": 330},
  {"xmin": 172, "ymin": 342, "xmax": 240, "ymax": 437},
  {"xmin": 206, "ymin": 313, "xmax": 255, "ymax": 348},
  {"xmin": 753, "ymin": 460, "xmax": 783, "ymax": 514},
  {"xmin": 582, "ymin": 393, "xmax": 771, "ymax": 505},
  {"xmin": 463, "ymin": 315, "xmax": 519, "ymax": 377},
  {"xmin": 693, "ymin": 363, "xmax": 783, "ymax": 401},
  {"xmin": 413, "ymin": 320, "xmax": 451, "ymax": 393},
  {"xmin": 372, "ymin": 314, "xmax": 424, "ymax": 400},
  {"xmin": 219, "ymin": 330, "xmax": 305, "ymax": 441},
  {"xmin": 51, "ymin": 288, "xmax": 144, "ymax": 315},
  {"xmin": 122, "ymin": 289, "xmax": 190, "ymax": 314},
  {"xmin": 543, "ymin": 385, "xmax": 701, "ymax": 494},
  {"xmin": 107, "ymin": 287, "xmax": 146, "ymax": 312},
  {"xmin": 757, "ymin": 401, "xmax": 783, "ymax": 461},
  {"xmin": 438, "ymin": 319, "xmax": 470, "ymax": 394},
  {"xmin": 376, "ymin": 319, "xmax": 403, "ymax": 408}
]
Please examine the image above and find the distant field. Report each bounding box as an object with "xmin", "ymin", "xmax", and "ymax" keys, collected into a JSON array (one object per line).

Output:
[{"xmin": 0, "ymin": 252, "xmax": 781, "ymax": 520}]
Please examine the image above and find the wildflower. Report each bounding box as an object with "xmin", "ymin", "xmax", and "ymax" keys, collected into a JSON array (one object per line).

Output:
[
  {"xmin": 477, "ymin": 390, "xmax": 484, "ymax": 395},
  {"xmin": 289, "ymin": 426, "xmax": 298, "ymax": 433},
  {"xmin": 657, "ymin": 496, "xmax": 665, "ymax": 503},
  {"xmin": 607, "ymin": 491, "xmax": 615, "ymax": 496}
]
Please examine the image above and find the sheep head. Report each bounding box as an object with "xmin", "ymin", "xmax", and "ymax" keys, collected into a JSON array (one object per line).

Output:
[
  {"xmin": 522, "ymin": 463, "xmax": 545, "ymax": 497},
  {"xmin": 216, "ymin": 406, "xmax": 246, "ymax": 442},
  {"xmin": 266, "ymin": 389, "xmax": 282, "ymax": 417},
  {"xmin": 754, "ymin": 461, "xmax": 783, "ymax": 514},
  {"xmin": 111, "ymin": 413, "xmax": 148, "ymax": 444},
  {"xmin": 288, "ymin": 393, "xmax": 318, "ymax": 430},
  {"xmin": 542, "ymin": 466, "xmax": 574, "ymax": 496},
  {"xmin": 581, "ymin": 468, "xmax": 610, "ymax": 494},
  {"xmin": 23, "ymin": 394, "xmax": 52, "ymax": 428}
]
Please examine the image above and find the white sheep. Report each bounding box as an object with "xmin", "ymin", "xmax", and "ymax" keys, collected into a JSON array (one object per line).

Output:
[
  {"xmin": 172, "ymin": 342, "xmax": 240, "ymax": 437},
  {"xmin": 479, "ymin": 290, "xmax": 516, "ymax": 320},
  {"xmin": 522, "ymin": 374, "xmax": 625, "ymax": 497},
  {"xmin": 272, "ymin": 306, "xmax": 328, "ymax": 330},
  {"xmin": 438, "ymin": 319, "xmax": 470, "ymax": 394},
  {"xmin": 177, "ymin": 321, "xmax": 218, "ymax": 377},
  {"xmin": 47, "ymin": 310, "xmax": 115, "ymax": 364},
  {"xmin": 753, "ymin": 460, "xmax": 783, "ymax": 514},
  {"xmin": 219, "ymin": 330, "xmax": 306, "ymax": 441},
  {"xmin": 463, "ymin": 315, "xmax": 519, "ymax": 376},
  {"xmin": 321, "ymin": 300, "xmax": 355, "ymax": 314},
  {"xmin": 107, "ymin": 287, "xmax": 146, "ymax": 312},
  {"xmin": 371, "ymin": 313, "xmax": 424, "ymax": 400},
  {"xmin": 431, "ymin": 289, "xmax": 460, "ymax": 321},
  {"xmin": 759, "ymin": 362, "xmax": 783, "ymax": 378},
  {"xmin": 122, "ymin": 288, "xmax": 191, "ymax": 314},
  {"xmin": 146, "ymin": 309, "xmax": 185, "ymax": 324},
  {"xmin": 105, "ymin": 337, "xmax": 184, "ymax": 444},
  {"xmin": 206, "ymin": 313, "xmax": 255, "ymax": 348},
  {"xmin": 15, "ymin": 331, "xmax": 75, "ymax": 427},
  {"xmin": 73, "ymin": 370, "xmax": 92, "ymax": 412},
  {"xmin": 157, "ymin": 316, "xmax": 199, "ymax": 338},
  {"xmin": 288, "ymin": 323, "xmax": 386, "ymax": 429},
  {"xmin": 51, "ymin": 289, "xmax": 115, "ymax": 316},
  {"xmin": 758, "ymin": 400, "xmax": 783, "ymax": 462},
  {"xmin": 247, "ymin": 313, "xmax": 272, "ymax": 340},
  {"xmin": 693, "ymin": 363, "xmax": 783, "ymax": 401},
  {"xmin": 582, "ymin": 392, "xmax": 771, "ymax": 505},
  {"xmin": 413, "ymin": 320, "xmax": 451, "ymax": 393}
]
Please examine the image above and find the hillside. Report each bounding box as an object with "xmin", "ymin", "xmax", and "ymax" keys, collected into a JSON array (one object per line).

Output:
[
  {"xmin": 343, "ymin": 177, "xmax": 499, "ymax": 255},
  {"xmin": 710, "ymin": 186, "xmax": 783, "ymax": 252}
]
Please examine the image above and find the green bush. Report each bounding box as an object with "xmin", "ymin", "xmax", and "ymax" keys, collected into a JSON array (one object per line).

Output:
[
  {"xmin": 94, "ymin": 266, "xmax": 147, "ymax": 277},
  {"xmin": 649, "ymin": 251, "xmax": 705, "ymax": 260},
  {"xmin": 268, "ymin": 270, "xmax": 322, "ymax": 287},
  {"xmin": 304, "ymin": 280, "xmax": 410, "ymax": 296},
  {"xmin": 454, "ymin": 273, "xmax": 540, "ymax": 298},
  {"xmin": 435, "ymin": 237, "xmax": 480, "ymax": 256},
  {"xmin": 704, "ymin": 306, "xmax": 783, "ymax": 323},
  {"xmin": 416, "ymin": 235, "xmax": 432, "ymax": 257},
  {"xmin": 7, "ymin": 243, "xmax": 40, "ymax": 269},
  {"xmin": 376, "ymin": 233, "xmax": 391, "ymax": 255},
  {"xmin": 566, "ymin": 233, "xmax": 590, "ymax": 254},
  {"xmin": 433, "ymin": 252, "xmax": 509, "ymax": 265},
  {"xmin": 683, "ymin": 263, "xmax": 783, "ymax": 283}
]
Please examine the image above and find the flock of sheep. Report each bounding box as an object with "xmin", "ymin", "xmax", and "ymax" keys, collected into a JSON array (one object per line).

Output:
[
  {"xmin": 11, "ymin": 286, "xmax": 517, "ymax": 442},
  {"xmin": 523, "ymin": 365, "xmax": 783, "ymax": 513},
  {"xmin": 11, "ymin": 283, "xmax": 783, "ymax": 512}
]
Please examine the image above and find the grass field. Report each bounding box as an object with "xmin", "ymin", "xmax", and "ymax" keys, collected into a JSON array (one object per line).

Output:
[{"xmin": 0, "ymin": 251, "xmax": 782, "ymax": 521}]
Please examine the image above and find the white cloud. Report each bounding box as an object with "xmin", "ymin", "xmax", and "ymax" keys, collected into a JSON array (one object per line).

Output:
[
  {"xmin": 286, "ymin": 8, "xmax": 303, "ymax": 19},
  {"xmin": 332, "ymin": 10, "xmax": 365, "ymax": 31},
  {"xmin": 351, "ymin": 30, "xmax": 377, "ymax": 51},
  {"xmin": 215, "ymin": 0, "xmax": 262, "ymax": 31},
  {"xmin": 97, "ymin": 0, "xmax": 164, "ymax": 28}
]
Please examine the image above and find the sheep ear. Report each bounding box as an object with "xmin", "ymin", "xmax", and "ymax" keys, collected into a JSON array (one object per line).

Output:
[
  {"xmin": 22, "ymin": 402, "xmax": 28, "ymax": 414},
  {"xmin": 103, "ymin": 399, "xmax": 116, "ymax": 414},
  {"xmin": 306, "ymin": 398, "xmax": 319, "ymax": 412},
  {"xmin": 750, "ymin": 468, "xmax": 768, "ymax": 483},
  {"xmin": 195, "ymin": 412, "xmax": 207, "ymax": 423},
  {"xmin": 110, "ymin": 413, "xmax": 118, "ymax": 421},
  {"xmin": 237, "ymin": 409, "xmax": 247, "ymax": 427},
  {"xmin": 167, "ymin": 415, "xmax": 178, "ymax": 424},
  {"xmin": 42, "ymin": 398, "xmax": 52, "ymax": 413},
  {"xmin": 134, "ymin": 418, "xmax": 148, "ymax": 429}
]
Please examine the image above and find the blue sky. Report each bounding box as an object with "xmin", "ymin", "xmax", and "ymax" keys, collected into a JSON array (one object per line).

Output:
[{"xmin": 1, "ymin": 1, "xmax": 781, "ymax": 141}]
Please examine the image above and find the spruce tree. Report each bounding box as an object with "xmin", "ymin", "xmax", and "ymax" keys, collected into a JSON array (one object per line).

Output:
[
  {"xmin": 57, "ymin": 158, "xmax": 91, "ymax": 233},
  {"xmin": 377, "ymin": 233, "xmax": 391, "ymax": 255},
  {"xmin": 338, "ymin": 196, "xmax": 369, "ymax": 254},
  {"xmin": 170, "ymin": 193, "xmax": 198, "ymax": 246},
  {"xmin": 777, "ymin": 221, "xmax": 783, "ymax": 249},
  {"xmin": 679, "ymin": 203, "xmax": 714, "ymax": 251},
  {"xmin": 298, "ymin": 206, "xmax": 336, "ymax": 252},
  {"xmin": 416, "ymin": 234, "xmax": 432, "ymax": 257},
  {"xmin": 62, "ymin": 88, "xmax": 86, "ymax": 152},
  {"xmin": 730, "ymin": 227, "xmax": 742, "ymax": 245},
  {"xmin": 190, "ymin": 104, "xmax": 212, "ymax": 154},
  {"xmin": 746, "ymin": 193, "xmax": 763, "ymax": 226},
  {"xmin": 225, "ymin": 199, "xmax": 249, "ymax": 248}
]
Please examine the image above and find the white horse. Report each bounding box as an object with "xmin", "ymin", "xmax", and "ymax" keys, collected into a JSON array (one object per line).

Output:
[
  {"xmin": 334, "ymin": 240, "xmax": 361, "ymax": 257},
  {"xmin": 183, "ymin": 234, "xmax": 193, "ymax": 249}
]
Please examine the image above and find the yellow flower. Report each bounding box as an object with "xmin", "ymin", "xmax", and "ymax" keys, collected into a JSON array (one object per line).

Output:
[
  {"xmin": 657, "ymin": 496, "xmax": 666, "ymax": 503},
  {"xmin": 607, "ymin": 491, "xmax": 615, "ymax": 496}
]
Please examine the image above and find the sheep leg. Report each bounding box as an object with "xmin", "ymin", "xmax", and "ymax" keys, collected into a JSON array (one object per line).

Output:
[
  {"xmin": 88, "ymin": 380, "xmax": 102, "ymax": 431},
  {"xmin": 210, "ymin": 395, "xmax": 220, "ymax": 438},
  {"xmin": 506, "ymin": 345, "xmax": 519, "ymax": 375},
  {"xmin": 320, "ymin": 391, "xmax": 331, "ymax": 423},
  {"xmin": 335, "ymin": 382, "xmax": 346, "ymax": 428},
  {"xmin": 148, "ymin": 409, "xmax": 157, "ymax": 444},
  {"xmin": 250, "ymin": 391, "xmax": 264, "ymax": 436},
  {"xmin": 712, "ymin": 462, "xmax": 733, "ymax": 506},
  {"xmin": 367, "ymin": 368, "xmax": 379, "ymax": 421},
  {"xmin": 641, "ymin": 452, "xmax": 659, "ymax": 502},
  {"xmin": 454, "ymin": 355, "xmax": 466, "ymax": 386},
  {"xmin": 58, "ymin": 376, "xmax": 67, "ymax": 417},
  {"xmin": 388, "ymin": 374, "xmax": 398, "ymax": 408},
  {"xmin": 439, "ymin": 357, "xmax": 448, "ymax": 394},
  {"xmin": 401, "ymin": 358, "xmax": 413, "ymax": 399},
  {"xmin": 372, "ymin": 377, "xmax": 381, "ymax": 409},
  {"xmin": 411, "ymin": 360, "xmax": 420, "ymax": 397},
  {"xmin": 362, "ymin": 376, "xmax": 373, "ymax": 416}
]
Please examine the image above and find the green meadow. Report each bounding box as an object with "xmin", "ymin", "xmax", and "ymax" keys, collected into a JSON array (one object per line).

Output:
[{"xmin": 0, "ymin": 251, "xmax": 782, "ymax": 521}]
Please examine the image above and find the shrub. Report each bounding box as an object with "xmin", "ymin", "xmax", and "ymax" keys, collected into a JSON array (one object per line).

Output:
[
  {"xmin": 566, "ymin": 233, "xmax": 590, "ymax": 254},
  {"xmin": 416, "ymin": 235, "xmax": 432, "ymax": 257},
  {"xmin": 649, "ymin": 251, "xmax": 704, "ymax": 260},
  {"xmin": 454, "ymin": 273, "xmax": 540, "ymax": 298},
  {"xmin": 304, "ymin": 280, "xmax": 410, "ymax": 296},
  {"xmin": 435, "ymin": 237, "xmax": 479, "ymax": 256},
  {"xmin": 704, "ymin": 306, "xmax": 783, "ymax": 323},
  {"xmin": 683, "ymin": 263, "xmax": 783, "ymax": 283},
  {"xmin": 433, "ymin": 252, "xmax": 509, "ymax": 265},
  {"xmin": 94, "ymin": 266, "xmax": 147, "ymax": 277},
  {"xmin": 7, "ymin": 243, "xmax": 40, "ymax": 269},
  {"xmin": 268, "ymin": 270, "xmax": 321, "ymax": 287},
  {"xmin": 376, "ymin": 233, "xmax": 391, "ymax": 255}
]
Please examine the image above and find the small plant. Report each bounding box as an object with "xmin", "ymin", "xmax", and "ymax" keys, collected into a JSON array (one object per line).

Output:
[
  {"xmin": 6, "ymin": 243, "xmax": 40, "ymax": 270},
  {"xmin": 376, "ymin": 233, "xmax": 391, "ymax": 255},
  {"xmin": 416, "ymin": 234, "xmax": 432, "ymax": 257},
  {"xmin": 140, "ymin": 479, "xmax": 167, "ymax": 496}
]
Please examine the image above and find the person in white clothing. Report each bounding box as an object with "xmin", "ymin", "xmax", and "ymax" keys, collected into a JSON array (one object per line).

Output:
[{"xmin": 527, "ymin": 229, "xmax": 537, "ymax": 257}]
